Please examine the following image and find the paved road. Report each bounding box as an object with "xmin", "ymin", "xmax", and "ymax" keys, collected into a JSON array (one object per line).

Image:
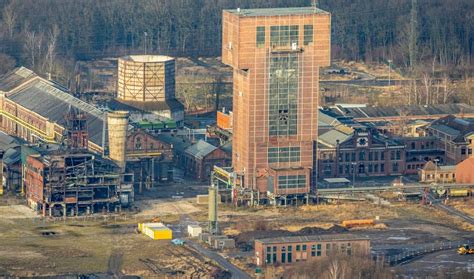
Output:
[{"xmin": 187, "ymin": 240, "xmax": 251, "ymax": 279}]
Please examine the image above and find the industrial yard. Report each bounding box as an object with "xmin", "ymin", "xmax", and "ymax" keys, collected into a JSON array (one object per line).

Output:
[
  {"xmin": 0, "ymin": 2, "xmax": 473, "ymax": 278},
  {"xmin": 1, "ymin": 192, "xmax": 472, "ymax": 277}
]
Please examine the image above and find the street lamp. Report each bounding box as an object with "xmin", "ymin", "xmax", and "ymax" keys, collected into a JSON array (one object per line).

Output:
[
  {"xmin": 388, "ymin": 59, "xmax": 393, "ymax": 86},
  {"xmin": 351, "ymin": 162, "xmax": 357, "ymax": 189}
]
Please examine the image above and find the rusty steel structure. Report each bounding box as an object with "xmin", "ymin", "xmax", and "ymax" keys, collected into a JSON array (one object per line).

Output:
[{"xmin": 25, "ymin": 150, "xmax": 133, "ymax": 217}]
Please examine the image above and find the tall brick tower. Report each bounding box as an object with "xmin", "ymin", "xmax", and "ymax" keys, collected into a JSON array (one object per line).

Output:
[{"xmin": 222, "ymin": 7, "xmax": 331, "ymax": 204}]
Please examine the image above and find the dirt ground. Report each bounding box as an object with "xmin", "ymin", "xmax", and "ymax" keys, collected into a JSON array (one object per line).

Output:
[
  {"xmin": 0, "ymin": 202, "xmax": 222, "ymax": 278},
  {"xmin": 1, "ymin": 194, "xmax": 472, "ymax": 277}
]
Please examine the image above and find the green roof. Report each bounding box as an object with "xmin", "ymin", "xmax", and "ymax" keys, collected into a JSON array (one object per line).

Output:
[{"xmin": 225, "ymin": 7, "xmax": 329, "ymax": 17}]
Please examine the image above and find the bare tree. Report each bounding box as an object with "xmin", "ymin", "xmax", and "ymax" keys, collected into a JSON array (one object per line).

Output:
[
  {"xmin": 2, "ymin": 2, "xmax": 17, "ymax": 38},
  {"xmin": 421, "ymin": 72, "xmax": 433, "ymax": 105},
  {"xmin": 441, "ymin": 75, "xmax": 455, "ymax": 104},
  {"xmin": 44, "ymin": 24, "xmax": 60, "ymax": 77},
  {"xmin": 327, "ymin": 259, "xmax": 341, "ymax": 279}
]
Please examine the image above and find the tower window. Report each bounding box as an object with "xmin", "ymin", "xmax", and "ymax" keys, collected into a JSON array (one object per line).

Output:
[
  {"xmin": 304, "ymin": 25, "xmax": 313, "ymax": 45},
  {"xmin": 256, "ymin": 26, "xmax": 265, "ymax": 48}
]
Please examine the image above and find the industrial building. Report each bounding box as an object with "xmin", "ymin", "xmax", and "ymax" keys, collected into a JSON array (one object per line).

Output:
[
  {"xmin": 115, "ymin": 55, "xmax": 184, "ymax": 126},
  {"xmin": 254, "ymin": 234, "xmax": 370, "ymax": 267},
  {"xmin": 0, "ymin": 67, "xmax": 176, "ymax": 198},
  {"xmin": 0, "ymin": 67, "xmax": 106, "ymax": 153},
  {"xmin": 24, "ymin": 147, "xmax": 133, "ymax": 217},
  {"xmin": 317, "ymin": 116, "xmax": 406, "ymax": 179},
  {"xmin": 424, "ymin": 115, "xmax": 474, "ymax": 164},
  {"xmin": 456, "ymin": 157, "xmax": 474, "ymax": 184},
  {"xmin": 23, "ymin": 107, "xmax": 133, "ymax": 217},
  {"xmin": 418, "ymin": 161, "xmax": 456, "ymax": 183},
  {"xmin": 219, "ymin": 6, "xmax": 331, "ymax": 205}
]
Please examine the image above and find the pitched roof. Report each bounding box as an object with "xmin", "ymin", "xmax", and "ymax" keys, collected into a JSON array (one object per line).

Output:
[
  {"xmin": 184, "ymin": 140, "xmax": 217, "ymax": 160},
  {"xmin": 318, "ymin": 130, "xmax": 352, "ymax": 147},
  {"xmin": 457, "ymin": 157, "xmax": 474, "ymax": 168},
  {"xmin": 329, "ymin": 104, "xmax": 474, "ymax": 119},
  {"xmin": 0, "ymin": 67, "xmax": 37, "ymax": 92},
  {"xmin": 6, "ymin": 78, "xmax": 106, "ymax": 146},
  {"xmin": 428, "ymin": 115, "xmax": 474, "ymax": 143},
  {"xmin": 155, "ymin": 133, "xmax": 192, "ymax": 152}
]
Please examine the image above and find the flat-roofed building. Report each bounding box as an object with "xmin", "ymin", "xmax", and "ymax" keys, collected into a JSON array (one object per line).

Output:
[
  {"xmin": 222, "ymin": 7, "xmax": 331, "ymax": 202},
  {"xmin": 255, "ymin": 234, "xmax": 370, "ymax": 267}
]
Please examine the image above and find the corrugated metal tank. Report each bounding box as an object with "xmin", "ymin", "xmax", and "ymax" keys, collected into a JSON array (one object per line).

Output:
[
  {"xmin": 117, "ymin": 55, "xmax": 176, "ymax": 102},
  {"xmin": 107, "ymin": 111, "xmax": 129, "ymax": 170}
]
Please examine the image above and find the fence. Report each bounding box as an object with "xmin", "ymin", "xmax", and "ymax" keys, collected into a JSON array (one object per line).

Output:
[{"xmin": 373, "ymin": 240, "xmax": 473, "ymax": 266}]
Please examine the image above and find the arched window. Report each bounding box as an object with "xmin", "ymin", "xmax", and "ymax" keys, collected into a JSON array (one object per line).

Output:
[{"xmin": 135, "ymin": 137, "xmax": 142, "ymax": 149}]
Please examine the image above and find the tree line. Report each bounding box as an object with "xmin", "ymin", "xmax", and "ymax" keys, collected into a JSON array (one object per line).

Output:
[{"xmin": 0, "ymin": 0, "xmax": 472, "ymax": 78}]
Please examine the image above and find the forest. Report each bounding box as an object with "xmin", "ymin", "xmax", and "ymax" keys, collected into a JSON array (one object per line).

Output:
[{"xmin": 0, "ymin": 0, "xmax": 472, "ymax": 78}]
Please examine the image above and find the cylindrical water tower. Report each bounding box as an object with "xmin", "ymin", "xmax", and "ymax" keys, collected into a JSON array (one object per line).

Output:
[
  {"xmin": 107, "ymin": 111, "xmax": 129, "ymax": 171},
  {"xmin": 117, "ymin": 55, "xmax": 176, "ymax": 102}
]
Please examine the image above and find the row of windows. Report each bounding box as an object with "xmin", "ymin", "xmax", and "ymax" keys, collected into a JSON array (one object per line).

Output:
[
  {"xmin": 256, "ymin": 25, "xmax": 313, "ymax": 48},
  {"xmin": 325, "ymin": 163, "xmax": 387, "ymax": 175},
  {"xmin": 265, "ymin": 242, "xmax": 352, "ymax": 264},
  {"xmin": 334, "ymin": 151, "xmax": 386, "ymax": 162},
  {"xmin": 277, "ymin": 175, "xmax": 306, "ymax": 189},
  {"xmin": 268, "ymin": 147, "xmax": 300, "ymax": 163}
]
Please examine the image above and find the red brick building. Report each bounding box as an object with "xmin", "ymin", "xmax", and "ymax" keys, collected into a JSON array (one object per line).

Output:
[
  {"xmin": 456, "ymin": 157, "xmax": 474, "ymax": 184},
  {"xmin": 183, "ymin": 140, "xmax": 231, "ymax": 181},
  {"xmin": 222, "ymin": 7, "xmax": 331, "ymax": 201},
  {"xmin": 125, "ymin": 128, "xmax": 174, "ymax": 189},
  {"xmin": 255, "ymin": 234, "xmax": 370, "ymax": 267}
]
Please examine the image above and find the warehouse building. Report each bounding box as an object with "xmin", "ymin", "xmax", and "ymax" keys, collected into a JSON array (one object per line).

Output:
[
  {"xmin": 255, "ymin": 234, "xmax": 370, "ymax": 267},
  {"xmin": 0, "ymin": 67, "xmax": 106, "ymax": 153}
]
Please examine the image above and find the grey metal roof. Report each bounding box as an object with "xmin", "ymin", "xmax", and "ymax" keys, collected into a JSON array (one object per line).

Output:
[
  {"xmin": 318, "ymin": 130, "xmax": 352, "ymax": 147},
  {"xmin": 7, "ymin": 78, "xmax": 105, "ymax": 146},
  {"xmin": 331, "ymin": 104, "xmax": 474, "ymax": 119},
  {"xmin": 318, "ymin": 111, "xmax": 341, "ymax": 127},
  {"xmin": 156, "ymin": 133, "xmax": 192, "ymax": 152},
  {"xmin": 0, "ymin": 67, "xmax": 37, "ymax": 92},
  {"xmin": 3, "ymin": 148, "xmax": 20, "ymax": 165},
  {"xmin": 220, "ymin": 141, "xmax": 232, "ymax": 155},
  {"xmin": 429, "ymin": 124, "xmax": 460, "ymax": 137},
  {"xmin": 185, "ymin": 140, "xmax": 217, "ymax": 160},
  {"xmin": 225, "ymin": 7, "xmax": 329, "ymax": 17},
  {"xmin": 0, "ymin": 131, "xmax": 20, "ymax": 151},
  {"xmin": 256, "ymin": 234, "xmax": 369, "ymax": 245}
]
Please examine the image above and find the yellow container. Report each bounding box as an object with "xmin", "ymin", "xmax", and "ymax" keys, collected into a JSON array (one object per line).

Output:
[
  {"xmin": 139, "ymin": 222, "xmax": 172, "ymax": 240},
  {"xmin": 145, "ymin": 226, "xmax": 172, "ymax": 240},
  {"xmin": 450, "ymin": 189, "xmax": 468, "ymax": 197}
]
